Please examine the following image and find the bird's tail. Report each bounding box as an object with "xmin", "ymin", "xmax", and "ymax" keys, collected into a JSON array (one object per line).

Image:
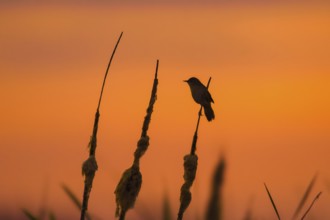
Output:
[{"xmin": 203, "ymin": 104, "xmax": 215, "ymax": 121}]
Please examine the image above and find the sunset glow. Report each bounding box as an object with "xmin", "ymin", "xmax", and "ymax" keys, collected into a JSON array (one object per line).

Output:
[{"xmin": 1, "ymin": 2, "xmax": 330, "ymax": 219}]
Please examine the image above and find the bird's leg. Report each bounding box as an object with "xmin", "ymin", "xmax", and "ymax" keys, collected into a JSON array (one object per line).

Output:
[{"xmin": 198, "ymin": 105, "xmax": 203, "ymax": 117}]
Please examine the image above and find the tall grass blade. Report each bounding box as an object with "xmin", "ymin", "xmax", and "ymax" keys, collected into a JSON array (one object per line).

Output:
[
  {"xmin": 163, "ymin": 191, "xmax": 172, "ymax": 220},
  {"xmin": 22, "ymin": 209, "xmax": 39, "ymax": 220},
  {"xmin": 242, "ymin": 208, "xmax": 252, "ymax": 220},
  {"xmin": 62, "ymin": 184, "xmax": 92, "ymax": 220},
  {"xmin": 292, "ymin": 173, "xmax": 318, "ymax": 219},
  {"xmin": 62, "ymin": 184, "xmax": 81, "ymax": 210},
  {"xmin": 205, "ymin": 156, "xmax": 226, "ymax": 220},
  {"xmin": 264, "ymin": 183, "xmax": 281, "ymax": 220},
  {"xmin": 48, "ymin": 212, "xmax": 56, "ymax": 220},
  {"xmin": 80, "ymin": 32, "xmax": 123, "ymax": 220},
  {"xmin": 301, "ymin": 191, "xmax": 322, "ymax": 220},
  {"xmin": 242, "ymin": 197, "xmax": 254, "ymax": 220}
]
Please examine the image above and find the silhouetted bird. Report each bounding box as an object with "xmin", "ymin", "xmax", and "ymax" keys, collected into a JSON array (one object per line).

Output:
[{"xmin": 184, "ymin": 77, "xmax": 215, "ymax": 121}]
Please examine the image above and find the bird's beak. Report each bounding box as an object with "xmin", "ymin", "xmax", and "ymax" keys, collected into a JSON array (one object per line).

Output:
[{"xmin": 183, "ymin": 80, "xmax": 188, "ymax": 83}]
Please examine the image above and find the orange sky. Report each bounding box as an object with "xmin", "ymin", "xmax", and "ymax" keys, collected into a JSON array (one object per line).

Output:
[{"xmin": 1, "ymin": 2, "xmax": 330, "ymax": 220}]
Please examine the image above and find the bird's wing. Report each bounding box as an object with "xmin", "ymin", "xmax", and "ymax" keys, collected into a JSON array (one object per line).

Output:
[
  {"xmin": 201, "ymin": 89, "xmax": 214, "ymax": 104},
  {"xmin": 206, "ymin": 90, "xmax": 214, "ymax": 103}
]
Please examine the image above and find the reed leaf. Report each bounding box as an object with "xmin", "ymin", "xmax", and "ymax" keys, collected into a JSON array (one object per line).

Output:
[
  {"xmin": 301, "ymin": 191, "xmax": 322, "ymax": 220},
  {"xmin": 292, "ymin": 173, "xmax": 318, "ymax": 219},
  {"xmin": 264, "ymin": 183, "xmax": 281, "ymax": 220}
]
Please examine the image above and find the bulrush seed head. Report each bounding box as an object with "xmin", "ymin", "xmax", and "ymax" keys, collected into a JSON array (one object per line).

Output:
[
  {"xmin": 178, "ymin": 154, "xmax": 198, "ymax": 219},
  {"xmin": 183, "ymin": 154, "xmax": 198, "ymax": 183},
  {"xmin": 115, "ymin": 165, "xmax": 142, "ymax": 217},
  {"xmin": 179, "ymin": 183, "xmax": 192, "ymax": 214}
]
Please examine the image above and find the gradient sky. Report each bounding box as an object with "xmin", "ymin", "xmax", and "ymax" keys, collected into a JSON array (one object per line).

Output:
[{"xmin": 1, "ymin": 1, "xmax": 330, "ymax": 220}]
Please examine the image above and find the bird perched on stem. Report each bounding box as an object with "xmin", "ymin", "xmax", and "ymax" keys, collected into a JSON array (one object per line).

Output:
[{"xmin": 184, "ymin": 77, "xmax": 215, "ymax": 121}]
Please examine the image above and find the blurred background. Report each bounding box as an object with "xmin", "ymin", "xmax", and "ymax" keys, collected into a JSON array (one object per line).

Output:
[{"xmin": 1, "ymin": 1, "xmax": 330, "ymax": 219}]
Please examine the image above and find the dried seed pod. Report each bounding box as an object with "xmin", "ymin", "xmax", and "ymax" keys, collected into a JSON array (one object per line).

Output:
[{"xmin": 115, "ymin": 165, "xmax": 142, "ymax": 218}]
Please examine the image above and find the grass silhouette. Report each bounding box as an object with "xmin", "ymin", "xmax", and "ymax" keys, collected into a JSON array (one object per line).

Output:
[
  {"xmin": 115, "ymin": 60, "xmax": 159, "ymax": 220},
  {"xmin": 81, "ymin": 32, "xmax": 123, "ymax": 220},
  {"xmin": 21, "ymin": 34, "xmax": 324, "ymax": 220}
]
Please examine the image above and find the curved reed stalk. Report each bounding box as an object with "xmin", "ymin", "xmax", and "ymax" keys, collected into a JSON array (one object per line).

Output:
[{"xmin": 80, "ymin": 32, "xmax": 123, "ymax": 220}]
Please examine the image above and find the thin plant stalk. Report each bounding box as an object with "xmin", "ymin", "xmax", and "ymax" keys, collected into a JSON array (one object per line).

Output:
[
  {"xmin": 163, "ymin": 191, "xmax": 172, "ymax": 220},
  {"xmin": 114, "ymin": 60, "xmax": 159, "ymax": 219},
  {"xmin": 22, "ymin": 209, "xmax": 38, "ymax": 220},
  {"xmin": 61, "ymin": 184, "xmax": 92, "ymax": 220},
  {"xmin": 80, "ymin": 32, "xmax": 123, "ymax": 220},
  {"xmin": 264, "ymin": 183, "xmax": 281, "ymax": 220},
  {"xmin": 177, "ymin": 78, "xmax": 212, "ymax": 220},
  {"xmin": 301, "ymin": 192, "xmax": 322, "ymax": 220},
  {"xmin": 190, "ymin": 78, "xmax": 212, "ymax": 155},
  {"xmin": 292, "ymin": 173, "xmax": 318, "ymax": 220}
]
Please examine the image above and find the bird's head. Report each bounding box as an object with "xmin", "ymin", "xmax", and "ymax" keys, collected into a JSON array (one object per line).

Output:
[{"xmin": 184, "ymin": 77, "xmax": 202, "ymax": 86}]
